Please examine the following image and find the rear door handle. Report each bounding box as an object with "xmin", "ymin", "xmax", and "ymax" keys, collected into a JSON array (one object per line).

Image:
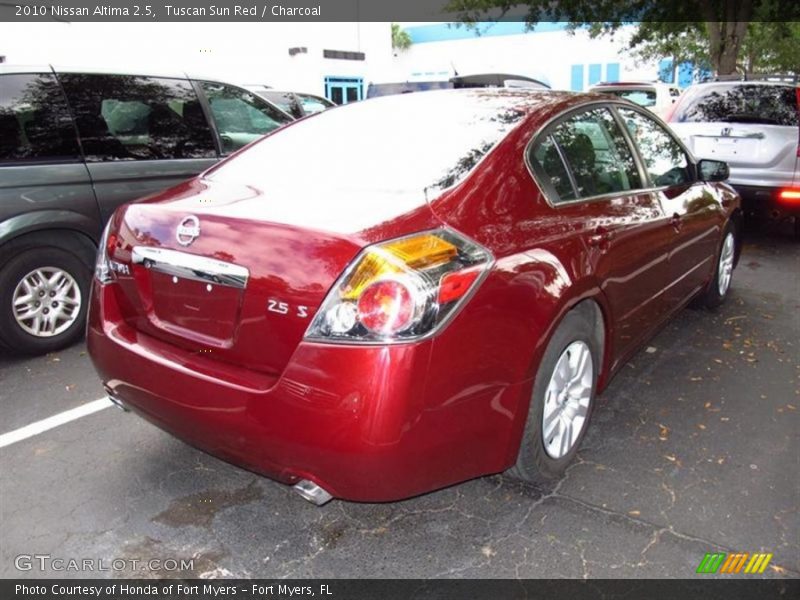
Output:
[{"xmin": 670, "ymin": 213, "xmax": 682, "ymax": 232}]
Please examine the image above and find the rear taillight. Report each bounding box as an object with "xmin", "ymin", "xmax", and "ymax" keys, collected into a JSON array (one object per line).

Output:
[
  {"xmin": 796, "ymin": 88, "xmax": 799, "ymax": 157},
  {"xmin": 664, "ymin": 90, "xmax": 685, "ymax": 123},
  {"xmin": 94, "ymin": 221, "xmax": 116, "ymax": 284},
  {"xmin": 778, "ymin": 188, "xmax": 800, "ymax": 204},
  {"xmin": 305, "ymin": 229, "xmax": 492, "ymax": 343}
]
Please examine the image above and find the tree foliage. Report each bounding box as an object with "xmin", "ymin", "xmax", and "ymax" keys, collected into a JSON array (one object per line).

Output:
[
  {"xmin": 391, "ymin": 23, "xmax": 413, "ymax": 51},
  {"xmin": 444, "ymin": 0, "xmax": 799, "ymax": 76}
]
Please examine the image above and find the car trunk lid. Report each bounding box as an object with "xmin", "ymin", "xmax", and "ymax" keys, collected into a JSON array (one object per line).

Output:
[
  {"xmin": 108, "ymin": 179, "xmax": 378, "ymax": 376},
  {"xmin": 674, "ymin": 122, "xmax": 798, "ymax": 186}
]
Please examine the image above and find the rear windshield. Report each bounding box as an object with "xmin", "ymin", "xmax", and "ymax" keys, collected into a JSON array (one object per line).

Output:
[
  {"xmin": 673, "ymin": 84, "xmax": 799, "ymax": 126},
  {"xmin": 208, "ymin": 90, "xmax": 533, "ymax": 196},
  {"xmin": 596, "ymin": 88, "xmax": 657, "ymax": 107}
]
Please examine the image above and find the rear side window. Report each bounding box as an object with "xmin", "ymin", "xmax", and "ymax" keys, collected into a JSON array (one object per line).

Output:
[
  {"xmin": 199, "ymin": 82, "xmax": 293, "ymax": 154},
  {"xmin": 0, "ymin": 73, "xmax": 80, "ymax": 163},
  {"xmin": 673, "ymin": 84, "xmax": 799, "ymax": 126},
  {"xmin": 618, "ymin": 108, "xmax": 691, "ymax": 187},
  {"xmin": 58, "ymin": 74, "xmax": 216, "ymax": 162},
  {"xmin": 530, "ymin": 107, "xmax": 642, "ymax": 203},
  {"xmin": 530, "ymin": 136, "xmax": 577, "ymax": 202}
]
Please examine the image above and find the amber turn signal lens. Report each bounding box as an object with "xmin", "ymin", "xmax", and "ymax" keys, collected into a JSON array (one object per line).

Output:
[{"xmin": 342, "ymin": 233, "xmax": 457, "ymax": 300}]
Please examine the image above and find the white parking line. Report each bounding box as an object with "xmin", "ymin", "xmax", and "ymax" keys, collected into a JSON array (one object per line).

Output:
[{"xmin": 0, "ymin": 397, "xmax": 113, "ymax": 449}]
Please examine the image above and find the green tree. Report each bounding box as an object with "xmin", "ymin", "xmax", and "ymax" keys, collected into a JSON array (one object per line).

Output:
[
  {"xmin": 740, "ymin": 21, "xmax": 800, "ymax": 75},
  {"xmin": 627, "ymin": 21, "xmax": 799, "ymax": 78},
  {"xmin": 391, "ymin": 23, "xmax": 413, "ymax": 51},
  {"xmin": 444, "ymin": 0, "xmax": 798, "ymax": 76}
]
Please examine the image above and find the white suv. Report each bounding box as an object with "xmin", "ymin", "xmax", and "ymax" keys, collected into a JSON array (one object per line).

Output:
[
  {"xmin": 588, "ymin": 82, "xmax": 681, "ymax": 118},
  {"xmin": 667, "ymin": 81, "xmax": 799, "ymax": 232}
]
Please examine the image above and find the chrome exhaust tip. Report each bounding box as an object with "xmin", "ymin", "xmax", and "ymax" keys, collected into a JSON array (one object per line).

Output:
[
  {"xmin": 104, "ymin": 387, "xmax": 129, "ymax": 412},
  {"xmin": 292, "ymin": 479, "xmax": 333, "ymax": 506}
]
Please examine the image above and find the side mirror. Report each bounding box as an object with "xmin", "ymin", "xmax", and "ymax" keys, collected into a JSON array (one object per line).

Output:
[{"xmin": 698, "ymin": 159, "xmax": 729, "ymax": 182}]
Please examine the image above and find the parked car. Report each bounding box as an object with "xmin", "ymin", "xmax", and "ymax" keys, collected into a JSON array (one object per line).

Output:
[
  {"xmin": 246, "ymin": 87, "xmax": 335, "ymax": 119},
  {"xmin": 0, "ymin": 64, "xmax": 293, "ymax": 354},
  {"xmin": 589, "ymin": 81, "xmax": 681, "ymax": 118},
  {"xmin": 88, "ymin": 89, "xmax": 740, "ymax": 504},
  {"xmin": 367, "ymin": 72, "xmax": 551, "ymax": 98},
  {"xmin": 667, "ymin": 81, "xmax": 800, "ymax": 233}
]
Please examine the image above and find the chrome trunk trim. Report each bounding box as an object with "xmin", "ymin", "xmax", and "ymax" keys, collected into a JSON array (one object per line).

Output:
[{"xmin": 131, "ymin": 247, "xmax": 249, "ymax": 289}]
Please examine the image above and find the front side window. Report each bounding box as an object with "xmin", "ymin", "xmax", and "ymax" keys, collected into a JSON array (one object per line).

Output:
[
  {"xmin": 0, "ymin": 73, "xmax": 80, "ymax": 163},
  {"xmin": 200, "ymin": 82, "xmax": 292, "ymax": 153},
  {"xmin": 530, "ymin": 107, "xmax": 642, "ymax": 203},
  {"xmin": 618, "ymin": 107, "xmax": 691, "ymax": 187},
  {"xmin": 59, "ymin": 74, "xmax": 216, "ymax": 161}
]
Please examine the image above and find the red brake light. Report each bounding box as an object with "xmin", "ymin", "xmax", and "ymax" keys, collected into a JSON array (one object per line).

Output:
[
  {"xmin": 664, "ymin": 93, "xmax": 683, "ymax": 122},
  {"xmin": 438, "ymin": 268, "xmax": 481, "ymax": 304},
  {"xmin": 357, "ymin": 279, "xmax": 416, "ymax": 335},
  {"xmin": 778, "ymin": 188, "xmax": 800, "ymax": 204}
]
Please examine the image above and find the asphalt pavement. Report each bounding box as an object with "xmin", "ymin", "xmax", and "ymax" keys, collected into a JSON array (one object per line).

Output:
[{"xmin": 1, "ymin": 227, "xmax": 797, "ymax": 579}]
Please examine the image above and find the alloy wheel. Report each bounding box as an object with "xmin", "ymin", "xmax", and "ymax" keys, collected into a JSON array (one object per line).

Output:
[
  {"xmin": 717, "ymin": 232, "xmax": 735, "ymax": 297},
  {"xmin": 542, "ymin": 340, "xmax": 593, "ymax": 459}
]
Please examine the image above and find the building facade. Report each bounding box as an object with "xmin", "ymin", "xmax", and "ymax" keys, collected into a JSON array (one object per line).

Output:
[
  {"xmin": 0, "ymin": 22, "xmax": 393, "ymax": 102},
  {"xmin": 391, "ymin": 22, "xmax": 665, "ymax": 91}
]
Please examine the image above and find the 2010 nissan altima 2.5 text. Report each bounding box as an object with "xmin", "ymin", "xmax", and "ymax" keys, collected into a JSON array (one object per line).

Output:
[{"xmin": 88, "ymin": 89, "xmax": 741, "ymax": 504}]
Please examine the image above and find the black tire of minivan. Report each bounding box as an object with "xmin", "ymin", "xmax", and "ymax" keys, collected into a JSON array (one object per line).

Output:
[{"xmin": 0, "ymin": 247, "xmax": 92, "ymax": 355}]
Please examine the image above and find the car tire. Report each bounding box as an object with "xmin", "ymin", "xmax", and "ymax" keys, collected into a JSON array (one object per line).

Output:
[
  {"xmin": 698, "ymin": 222, "xmax": 737, "ymax": 309},
  {"xmin": 508, "ymin": 309, "xmax": 600, "ymax": 484},
  {"xmin": 0, "ymin": 247, "xmax": 92, "ymax": 355}
]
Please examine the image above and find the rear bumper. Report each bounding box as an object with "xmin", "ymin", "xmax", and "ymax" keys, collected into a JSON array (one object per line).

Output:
[
  {"xmin": 87, "ymin": 283, "xmax": 527, "ymax": 502},
  {"xmin": 732, "ymin": 185, "xmax": 800, "ymax": 218}
]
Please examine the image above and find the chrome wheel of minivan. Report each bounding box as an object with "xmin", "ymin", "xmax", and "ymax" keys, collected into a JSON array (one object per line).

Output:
[{"xmin": 12, "ymin": 267, "xmax": 82, "ymax": 337}]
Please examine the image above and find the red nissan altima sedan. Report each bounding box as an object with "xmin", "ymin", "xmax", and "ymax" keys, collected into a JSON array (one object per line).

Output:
[{"xmin": 88, "ymin": 89, "xmax": 741, "ymax": 504}]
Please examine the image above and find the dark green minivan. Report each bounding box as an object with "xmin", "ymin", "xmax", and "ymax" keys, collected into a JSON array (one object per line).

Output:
[{"xmin": 0, "ymin": 65, "xmax": 293, "ymax": 354}]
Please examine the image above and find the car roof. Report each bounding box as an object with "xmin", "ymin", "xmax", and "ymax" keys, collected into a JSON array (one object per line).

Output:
[
  {"xmin": 687, "ymin": 80, "xmax": 798, "ymax": 89},
  {"xmin": 590, "ymin": 81, "xmax": 674, "ymax": 89},
  {"xmin": 260, "ymin": 89, "xmax": 325, "ymax": 97},
  {"xmin": 0, "ymin": 63, "xmax": 248, "ymax": 84}
]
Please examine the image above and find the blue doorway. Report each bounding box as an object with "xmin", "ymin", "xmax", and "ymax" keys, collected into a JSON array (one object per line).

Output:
[{"xmin": 324, "ymin": 76, "xmax": 363, "ymax": 105}]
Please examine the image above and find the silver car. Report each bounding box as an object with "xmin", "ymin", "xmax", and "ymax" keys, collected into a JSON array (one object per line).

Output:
[{"xmin": 667, "ymin": 81, "xmax": 799, "ymax": 233}]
